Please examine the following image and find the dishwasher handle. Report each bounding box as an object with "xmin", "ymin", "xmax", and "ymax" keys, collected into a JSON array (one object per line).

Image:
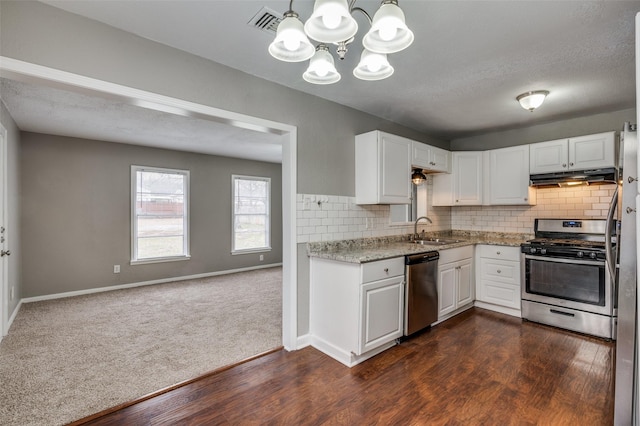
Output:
[{"xmin": 405, "ymin": 251, "xmax": 439, "ymax": 265}]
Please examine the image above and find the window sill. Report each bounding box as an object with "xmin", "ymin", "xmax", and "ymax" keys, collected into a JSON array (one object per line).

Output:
[
  {"xmin": 231, "ymin": 248, "xmax": 272, "ymax": 256},
  {"xmin": 130, "ymin": 255, "xmax": 191, "ymax": 266}
]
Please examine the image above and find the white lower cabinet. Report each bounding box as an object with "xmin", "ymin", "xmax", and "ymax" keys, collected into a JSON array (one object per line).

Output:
[
  {"xmin": 310, "ymin": 257, "xmax": 404, "ymax": 367},
  {"xmin": 437, "ymin": 246, "xmax": 474, "ymax": 320},
  {"xmin": 475, "ymin": 245, "xmax": 522, "ymax": 317}
]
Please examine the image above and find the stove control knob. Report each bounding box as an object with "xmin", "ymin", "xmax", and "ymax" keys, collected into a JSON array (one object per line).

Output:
[
  {"xmin": 540, "ymin": 249, "xmax": 547, "ymax": 255},
  {"xmin": 589, "ymin": 252, "xmax": 597, "ymax": 259},
  {"xmin": 529, "ymin": 247, "xmax": 537, "ymax": 254},
  {"xmin": 577, "ymin": 251, "xmax": 584, "ymax": 258}
]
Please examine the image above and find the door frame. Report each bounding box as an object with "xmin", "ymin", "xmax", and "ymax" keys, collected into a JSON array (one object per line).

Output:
[
  {"xmin": 0, "ymin": 57, "xmax": 300, "ymax": 350},
  {"xmin": 0, "ymin": 123, "xmax": 6, "ymax": 339}
]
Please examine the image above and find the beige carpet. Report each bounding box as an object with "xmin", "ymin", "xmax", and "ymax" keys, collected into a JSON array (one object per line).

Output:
[{"xmin": 0, "ymin": 267, "xmax": 282, "ymax": 426}]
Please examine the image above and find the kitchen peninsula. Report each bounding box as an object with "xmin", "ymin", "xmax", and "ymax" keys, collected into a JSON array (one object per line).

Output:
[{"xmin": 307, "ymin": 231, "xmax": 529, "ymax": 366}]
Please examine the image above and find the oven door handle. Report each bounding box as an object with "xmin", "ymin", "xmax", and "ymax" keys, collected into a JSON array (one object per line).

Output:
[
  {"xmin": 605, "ymin": 185, "xmax": 618, "ymax": 284},
  {"xmin": 524, "ymin": 255, "xmax": 605, "ymax": 266}
]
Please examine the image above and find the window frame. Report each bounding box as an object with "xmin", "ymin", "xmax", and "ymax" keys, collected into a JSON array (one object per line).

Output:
[
  {"xmin": 131, "ymin": 165, "xmax": 191, "ymax": 265},
  {"xmin": 231, "ymin": 174, "xmax": 271, "ymax": 255}
]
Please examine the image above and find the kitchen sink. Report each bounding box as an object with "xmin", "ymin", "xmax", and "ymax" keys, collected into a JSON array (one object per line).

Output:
[{"xmin": 411, "ymin": 238, "xmax": 465, "ymax": 245}]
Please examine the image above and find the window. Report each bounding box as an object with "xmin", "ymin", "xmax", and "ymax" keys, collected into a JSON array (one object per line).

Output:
[
  {"xmin": 232, "ymin": 175, "xmax": 270, "ymax": 253},
  {"xmin": 131, "ymin": 166, "xmax": 189, "ymax": 263}
]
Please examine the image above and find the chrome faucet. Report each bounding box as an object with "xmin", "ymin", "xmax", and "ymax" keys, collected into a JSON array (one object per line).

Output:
[{"xmin": 413, "ymin": 216, "xmax": 432, "ymax": 240}]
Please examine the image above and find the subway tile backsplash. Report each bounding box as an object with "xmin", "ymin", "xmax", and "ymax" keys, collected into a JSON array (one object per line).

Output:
[
  {"xmin": 296, "ymin": 179, "xmax": 617, "ymax": 243},
  {"xmin": 451, "ymin": 184, "xmax": 617, "ymax": 235}
]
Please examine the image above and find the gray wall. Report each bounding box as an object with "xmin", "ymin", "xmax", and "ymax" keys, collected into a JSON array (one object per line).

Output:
[
  {"xmin": 0, "ymin": 1, "xmax": 448, "ymax": 197},
  {"xmin": 451, "ymin": 108, "xmax": 636, "ymax": 151},
  {"xmin": 0, "ymin": 1, "xmax": 449, "ymax": 337},
  {"xmin": 0, "ymin": 101, "xmax": 21, "ymax": 322},
  {"xmin": 21, "ymin": 132, "xmax": 282, "ymax": 298}
]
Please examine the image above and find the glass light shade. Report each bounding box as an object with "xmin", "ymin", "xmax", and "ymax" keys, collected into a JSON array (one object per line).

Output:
[
  {"xmin": 353, "ymin": 50, "xmax": 394, "ymax": 81},
  {"xmin": 411, "ymin": 169, "xmax": 426, "ymax": 186},
  {"xmin": 304, "ymin": 0, "xmax": 358, "ymax": 43},
  {"xmin": 362, "ymin": 1, "xmax": 414, "ymax": 54},
  {"xmin": 268, "ymin": 13, "xmax": 315, "ymax": 62},
  {"xmin": 516, "ymin": 90, "xmax": 549, "ymax": 111},
  {"xmin": 303, "ymin": 45, "xmax": 341, "ymax": 84}
]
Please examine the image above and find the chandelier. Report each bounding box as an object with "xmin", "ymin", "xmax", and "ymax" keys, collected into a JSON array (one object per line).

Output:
[{"xmin": 268, "ymin": 0, "xmax": 414, "ymax": 84}]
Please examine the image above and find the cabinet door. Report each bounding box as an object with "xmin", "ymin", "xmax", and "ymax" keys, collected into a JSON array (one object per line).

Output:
[
  {"xmin": 454, "ymin": 152, "xmax": 483, "ymax": 205},
  {"xmin": 489, "ymin": 146, "xmax": 534, "ymax": 205},
  {"xmin": 411, "ymin": 141, "xmax": 431, "ymax": 169},
  {"xmin": 380, "ymin": 134, "xmax": 411, "ymax": 204},
  {"xmin": 432, "ymin": 173, "xmax": 454, "ymax": 206},
  {"xmin": 430, "ymin": 146, "xmax": 451, "ymax": 173},
  {"xmin": 438, "ymin": 263, "xmax": 457, "ymax": 317},
  {"xmin": 456, "ymin": 260, "xmax": 473, "ymax": 306},
  {"xmin": 359, "ymin": 276, "xmax": 404, "ymax": 355},
  {"xmin": 569, "ymin": 132, "xmax": 616, "ymax": 170},
  {"xmin": 529, "ymin": 139, "xmax": 569, "ymax": 174},
  {"xmin": 479, "ymin": 280, "xmax": 521, "ymax": 309}
]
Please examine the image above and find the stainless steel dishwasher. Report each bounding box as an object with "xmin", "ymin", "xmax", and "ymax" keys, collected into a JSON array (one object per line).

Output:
[{"xmin": 404, "ymin": 251, "xmax": 439, "ymax": 336}]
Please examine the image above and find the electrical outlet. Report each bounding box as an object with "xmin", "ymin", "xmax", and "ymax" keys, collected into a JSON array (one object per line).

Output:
[
  {"xmin": 113, "ymin": 265, "xmax": 120, "ymax": 274},
  {"xmin": 259, "ymin": 255, "xmax": 264, "ymax": 261}
]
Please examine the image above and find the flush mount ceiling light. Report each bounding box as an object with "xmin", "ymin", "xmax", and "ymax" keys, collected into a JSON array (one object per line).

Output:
[
  {"xmin": 516, "ymin": 90, "xmax": 550, "ymax": 112},
  {"xmin": 268, "ymin": 0, "xmax": 413, "ymax": 84},
  {"xmin": 411, "ymin": 169, "xmax": 427, "ymax": 186}
]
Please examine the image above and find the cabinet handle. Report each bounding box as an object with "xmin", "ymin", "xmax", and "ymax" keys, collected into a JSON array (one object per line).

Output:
[
  {"xmin": 524, "ymin": 198, "xmax": 528, "ymax": 201},
  {"xmin": 496, "ymin": 251, "xmax": 501, "ymax": 255},
  {"xmin": 497, "ymin": 269, "xmax": 502, "ymax": 274},
  {"xmin": 384, "ymin": 268, "xmax": 389, "ymax": 273},
  {"xmin": 569, "ymin": 162, "xmax": 574, "ymax": 167},
  {"xmin": 562, "ymin": 163, "xmax": 567, "ymax": 168}
]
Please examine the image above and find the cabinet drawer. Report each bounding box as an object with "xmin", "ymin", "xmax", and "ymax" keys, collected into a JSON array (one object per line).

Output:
[
  {"xmin": 362, "ymin": 257, "xmax": 404, "ymax": 283},
  {"xmin": 480, "ymin": 259, "xmax": 520, "ymax": 285},
  {"xmin": 477, "ymin": 245, "xmax": 520, "ymax": 261},
  {"xmin": 480, "ymin": 280, "xmax": 521, "ymax": 309},
  {"xmin": 439, "ymin": 245, "xmax": 474, "ymax": 264}
]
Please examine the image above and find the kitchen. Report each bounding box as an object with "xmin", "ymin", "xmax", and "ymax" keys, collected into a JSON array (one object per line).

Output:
[{"xmin": 1, "ymin": 1, "xmax": 639, "ymax": 424}]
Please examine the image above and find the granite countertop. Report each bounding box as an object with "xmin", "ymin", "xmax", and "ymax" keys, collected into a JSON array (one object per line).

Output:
[{"xmin": 307, "ymin": 231, "xmax": 531, "ymax": 263}]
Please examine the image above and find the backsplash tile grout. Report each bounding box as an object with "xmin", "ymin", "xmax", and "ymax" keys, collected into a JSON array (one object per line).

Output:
[{"xmin": 296, "ymin": 179, "xmax": 617, "ymax": 243}]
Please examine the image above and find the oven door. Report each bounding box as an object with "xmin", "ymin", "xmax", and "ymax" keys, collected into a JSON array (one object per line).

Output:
[{"xmin": 522, "ymin": 255, "xmax": 612, "ymax": 316}]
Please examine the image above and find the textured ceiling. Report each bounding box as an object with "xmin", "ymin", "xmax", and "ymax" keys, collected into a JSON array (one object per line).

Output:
[
  {"xmin": 0, "ymin": 78, "xmax": 283, "ymax": 163},
  {"xmin": 39, "ymin": 0, "xmax": 638, "ymax": 140}
]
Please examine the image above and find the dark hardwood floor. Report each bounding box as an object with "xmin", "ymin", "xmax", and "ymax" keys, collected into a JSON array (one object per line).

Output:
[{"xmin": 75, "ymin": 308, "xmax": 615, "ymax": 425}]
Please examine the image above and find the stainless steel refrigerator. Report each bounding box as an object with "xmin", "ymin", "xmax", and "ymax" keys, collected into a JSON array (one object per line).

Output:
[
  {"xmin": 614, "ymin": 122, "xmax": 638, "ymax": 425},
  {"xmin": 613, "ymin": 14, "xmax": 640, "ymax": 425}
]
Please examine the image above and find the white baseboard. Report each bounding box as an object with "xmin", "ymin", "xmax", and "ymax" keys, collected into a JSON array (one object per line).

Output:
[
  {"xmin": 1, "ymin": 299, "xmax": 22, "ymax": 339},
  {"xmin": 21, "ymin": 263, "xmax": 283, "ymax": 304},
  {"xmin": 295, "ymin": 333, "xmax": 312, "ymax": 350},
  {"xmin": 474, "ymin": 300, "xmax": 522, "ymax": 318},
  {"xmin": 309, "ymin": 335, "xmax": 397, "ymax": 368}
]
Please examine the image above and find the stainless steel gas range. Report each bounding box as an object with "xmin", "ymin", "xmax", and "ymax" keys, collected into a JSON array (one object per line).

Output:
[{"xmin": 520, "ymin": 218, "xmax": 617, "ymax": 340}]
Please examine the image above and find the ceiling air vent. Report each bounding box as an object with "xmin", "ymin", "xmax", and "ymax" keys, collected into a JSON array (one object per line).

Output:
[{"xmin": 248, "ymin": 7, "xmax": 282, "ymax": 35}]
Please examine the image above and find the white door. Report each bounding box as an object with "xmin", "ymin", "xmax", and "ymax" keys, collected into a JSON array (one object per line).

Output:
[
  {"xmin": 0, "ymin": 125, "xmax": 6, "ymax": 338},
  {"xmin": 529, "ymin": 138, "xmax": 569, "ymax": 174},
  {"xmin": 569, "ymin": 132, "xmax": 616, "ymax": 170},
  {"xmin": 438, "ymin": 263, "xmax": 456, "ymax": 317},
  {"xmin": 359, "ymin": 276, "xmax": 404, "ymax": 355}
]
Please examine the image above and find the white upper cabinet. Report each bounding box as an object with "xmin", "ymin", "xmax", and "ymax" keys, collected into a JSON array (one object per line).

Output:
[
  {"xmin": 411, "ymin": 141, "xmax": 451, "ymax": 173},
  {"xmin": 570, "ymin": 132, "xmax": 616, "ymax": 170},
  {"xmin": 530, "ymin": 131, "xmax": 616, "ymax": 174},
  {"xmin": 355, "ymin": 131, "xmax": 412, "ymax": 205},
  {"xmin": 487, "ymin": 145, "xmax": 536, "ymax": 205},
  {"xmin": 432, "ymin": 151, "xmax": 483, "ymax": 206}
]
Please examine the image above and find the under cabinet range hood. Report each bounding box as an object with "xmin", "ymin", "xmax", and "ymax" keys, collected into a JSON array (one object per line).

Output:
[{"xmin": 529, "ymin": 167, "xmax": 617, "ymax": 187}]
